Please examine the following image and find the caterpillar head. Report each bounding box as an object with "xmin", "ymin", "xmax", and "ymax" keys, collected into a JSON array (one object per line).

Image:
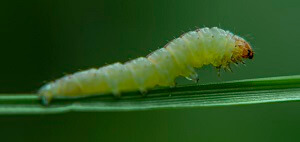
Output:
[
  {"xmin": 216, "ymin": 36, "xmax": 254, "ymax": 75},
  {"xmin": 237, "ymin": 39, "xmax": 253, "ymax": 59},
  {"xmin": 231, "ymin": 37, "xmax": 254, "ymax": 63}
]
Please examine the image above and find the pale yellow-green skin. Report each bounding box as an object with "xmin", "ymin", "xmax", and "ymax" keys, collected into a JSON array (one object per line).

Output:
[{"xmin": 39, "ymin": 27, "xmax": 249, "ymax": 104}]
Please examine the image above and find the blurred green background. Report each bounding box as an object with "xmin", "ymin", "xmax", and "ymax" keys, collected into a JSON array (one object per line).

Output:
[{"xmin": 1, "ymin": 0, "xmax": 300, "ymax": 141}]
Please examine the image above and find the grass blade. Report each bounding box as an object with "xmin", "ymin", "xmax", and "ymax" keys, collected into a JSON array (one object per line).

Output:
[{"xmin": 1, "ymin": 75, "xmax": 300, "ymax": 115}]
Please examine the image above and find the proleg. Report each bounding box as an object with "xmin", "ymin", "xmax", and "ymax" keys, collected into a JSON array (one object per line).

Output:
[{"xmin": 38, "ymin": 27, "xmax": 254, "ymax": 105}]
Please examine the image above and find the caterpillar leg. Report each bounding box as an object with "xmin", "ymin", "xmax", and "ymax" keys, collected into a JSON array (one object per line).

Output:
[
  {"xmin": 224, "ymin": 64, "xmax": 233, "ymax": 72},
  {"xmin": 168, "ymin": 80, "xmax": 177, "ymax": 88},
  {"xmin": 185, "ymin": 68, "xmax": 199, "ymax": 83},
  {"xmin": 216, "ymin": 66, "xmax": 221, "ymax": 77},
  {"xmin": 112, "ymin": 89, "xmax": 121, "ymax": 98},
  {"xmin": 139, "ymin": 88, "xmax": 148, "ymax": 96}
]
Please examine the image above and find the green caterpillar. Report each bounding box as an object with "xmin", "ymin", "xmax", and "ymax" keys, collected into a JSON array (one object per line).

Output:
[{"xmin": 39, "ymin": 27, "xmax": 254, "ymax": 105}]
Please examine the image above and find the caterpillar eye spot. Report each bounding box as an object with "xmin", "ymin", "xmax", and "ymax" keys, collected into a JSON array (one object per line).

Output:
[
  {"xmin": 248, "ymin": 49, "xmax": 254, "ymax": 59},
  {"xmin": 39, "ymin": 27, "xmax": 254, "ymax": 104}
]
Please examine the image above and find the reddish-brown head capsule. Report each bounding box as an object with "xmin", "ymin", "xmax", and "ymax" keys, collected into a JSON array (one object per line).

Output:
[
  {"xmin": 234, "ymin": 37, "xmax": 254, "ymax": 60},
  {"xmin": 242, "ymin": 41, "xmax": 254, "ymax": 59}
]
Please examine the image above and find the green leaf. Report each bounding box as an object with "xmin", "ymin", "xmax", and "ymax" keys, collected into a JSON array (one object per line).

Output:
[{"xmin": 1, "ymin": 75, "xmax": 300, "ymax": 115}]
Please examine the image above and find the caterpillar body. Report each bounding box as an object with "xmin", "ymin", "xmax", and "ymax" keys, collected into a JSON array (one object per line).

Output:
[{"xmin": 39, "ymin": 27, "xmax": 254, "ymax": 105}]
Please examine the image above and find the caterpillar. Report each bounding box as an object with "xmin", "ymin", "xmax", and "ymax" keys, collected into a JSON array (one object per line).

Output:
[{"xmin": 39, "ymin": 27, "xmax": 254, "ymax": 105}]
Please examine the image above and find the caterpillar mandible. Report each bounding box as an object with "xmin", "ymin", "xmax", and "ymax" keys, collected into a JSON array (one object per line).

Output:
[{"xmin": 39, "ymin": 27, "xmax": 254, "ymax": 105}]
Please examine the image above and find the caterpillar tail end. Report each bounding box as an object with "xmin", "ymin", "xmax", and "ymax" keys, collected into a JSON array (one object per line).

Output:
[
  {"xmin": 40, "ymin": 93, "xmax": 53, "ymax": 106},
  {"xmin": 38, "ymin": 84, "xmax": 54, "ymax": 106}
]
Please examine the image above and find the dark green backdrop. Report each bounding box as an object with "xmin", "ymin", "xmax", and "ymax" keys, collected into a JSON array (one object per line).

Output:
[{"xmin": 1, "ymin": 0, "xmax": 299, "ymax": 142}]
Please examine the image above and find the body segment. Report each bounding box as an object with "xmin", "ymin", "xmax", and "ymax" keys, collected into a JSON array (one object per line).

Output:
[{"xmin": 39, "ymin": 27, "xmax": 254, "ymax": 105}]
